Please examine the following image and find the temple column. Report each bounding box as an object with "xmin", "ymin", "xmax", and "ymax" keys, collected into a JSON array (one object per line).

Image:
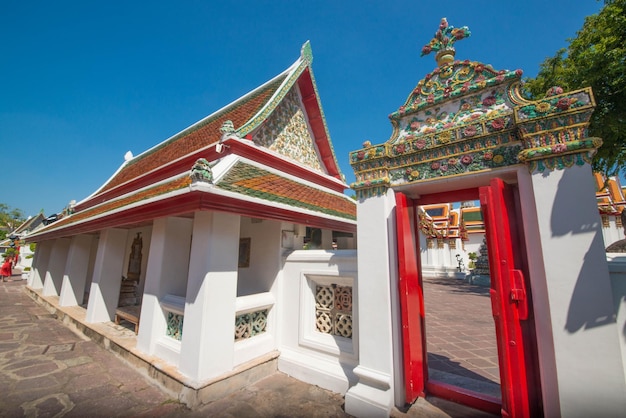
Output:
[
  {"xmin": 345, "ymin": 189, "xmax": 401, "ymax": 417},
  {"xmin": 42, "ymin": 238, "xmax": 71, "ymax": 297},
  {"xmin": 29, "ymin": 239, "xmax": 53, "ymax": 289},
  {"xmin": 519, "ymin": 164, "xmax": 626, "ymax": 417},
  {"xmin": 137, "ymin": 217, "xmax": 192, "ymax": 356},
  {"xmin": 85, "ymin": 228, "xmax": 128, "ymax": 323},
  {"xmin": 59, "ymin": 234, "xmax": 94, "ymax": 306},
  {"xmin": 321, "ymin": 228, "xmax": 333, "ymax": 249},
  {"xmin": 179, "ymin": 211, "xmax": 240, "ymax": 382}
]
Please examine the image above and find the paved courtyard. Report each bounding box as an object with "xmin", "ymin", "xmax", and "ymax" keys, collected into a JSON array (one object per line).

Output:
[
  {"xmin": 423, "ymin": 276, "xmax": 501, "ymax": 399},
  {"xmin": 0, "ymin": 276, "xmax": 494, "ymax": 417}
]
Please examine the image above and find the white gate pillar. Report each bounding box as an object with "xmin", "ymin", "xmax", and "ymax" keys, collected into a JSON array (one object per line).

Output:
[
  {"xmin": 137, "ymin": 217, "xmax": 192, "ymax": 357},
  {"xmin": 345, "ymin": 189, "xmax": 402, "ymax": 417},
  {"xmin": 520, "ymin": 164, "xmax": 626, "ymax": 417},
  {"xmin": 86, "ymin": 228, "xmax": 128, "ymax": 323},
  {"xmin": 59, "ymin": 234, "xmax": 94, "ymax": 306},
  {"xmin": 179, "ymin": 211, "xmax": 240, "ymax": 382},
  {"xmin": 42, "ymin": 238, "xmax": 71, "ymax": 296},
  {"xmin": 29, "ymin": 240, "xmax": 53, "ymax": 289}
]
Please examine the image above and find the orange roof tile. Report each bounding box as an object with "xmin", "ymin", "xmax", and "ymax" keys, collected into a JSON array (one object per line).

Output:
[
  {"xmin": 217, "ymin": 162, "xmax": 356, "ymax": 220},
  {"xmin": 95, "ymin": 76, "xmax": 285, "ymax": 196}
]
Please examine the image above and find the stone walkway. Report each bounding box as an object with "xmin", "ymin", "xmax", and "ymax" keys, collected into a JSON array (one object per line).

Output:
[
  {"xmin": 423, "ymin": 276, "xmax": 501, "ymax": 398},
  {"xmin": 0, "ymin": 278, "xmax": 185, "ymax": 417},
  {"xmin": 1, "ymin": 277, "xmax": 494, "ymax": 417}
]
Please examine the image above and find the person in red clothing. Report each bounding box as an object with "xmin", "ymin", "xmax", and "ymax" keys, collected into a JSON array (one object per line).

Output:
[{"xmin": 1, "ymin": 256, "xmax": 12, "ymax": 282}]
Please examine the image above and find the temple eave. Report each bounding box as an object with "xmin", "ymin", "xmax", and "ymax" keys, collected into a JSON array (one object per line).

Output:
[{"xmin": 27, "ymin": 185, "xmax": 356, "ymax": 243}]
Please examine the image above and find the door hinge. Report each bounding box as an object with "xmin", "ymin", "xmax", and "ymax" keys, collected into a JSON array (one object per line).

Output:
[{"xmin": 510, "ymin": 269, "xmax": 528, "ymax": 320}]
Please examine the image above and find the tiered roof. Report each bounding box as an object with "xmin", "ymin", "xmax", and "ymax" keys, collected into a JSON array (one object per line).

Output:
[{"xmin": 28, "ymin": 42, "xmax": 355, "ymax": 242}]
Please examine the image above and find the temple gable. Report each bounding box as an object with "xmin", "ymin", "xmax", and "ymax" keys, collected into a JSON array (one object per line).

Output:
[{"xmin": 252, "ymin": 87, "xmax": 323, "ymax": 172}]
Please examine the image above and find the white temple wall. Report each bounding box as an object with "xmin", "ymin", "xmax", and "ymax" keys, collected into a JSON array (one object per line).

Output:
[
  {"xmin": 278, "ymin": 249, "xmax": 358, "ymax": 395},
  {"xmin": 519, "ymin": 164, "xmax": 626, "ymax": 417},
  {"xmin": 462, "ymin": 234, "xmax": 484, "ymax": 271},
  {"xmin": 345, "ymin": 189, "xmax": 402, "ymax": 418},
  {"xmin": 42, "ymin": 238, "xmax": 71, "ymax": 297},
  {"xmin": 59, "ymin": 234, "xmax": 94, "ymax": 307},
  {"xmin": 29, "ymin": 239, "xmax": 53, "ymax": 289},
  {"xmin": 85, "ymin": 228, "xmax": 128, "ymax": 323},
  {"xmin": 419, "ymin": 231, "xmax": 430, "ymax": 267},
  {"xmin": 441, "ymin": 240, "xmax": 452, "ymax": 267},
  {"xmin": 238, "ymin": 217, "xmax": 282, "ymax": 296},
  {"xmin": 179, "ymin": 211, "xmax": 241, "ymax": 383},
  {"xmin": 82, "ymin": 234, "xmax": 99, "ymax": 305},
  {"xmin": 419, "ymin": 234, "xmax": 472, "ymax": 278},
  {"xmin": 602, "ymin": 216, "xmax": 625, "ymax": 249},
  {"xmin": 17, "ymin": 242, "xmax": 34, "ymax": 273},
  {"xmin": 606, "ymin": 254, "xmax": 626, "ymax": 382},
  {"xmin": 137, "ymin": 216, "xmax": 192, "ymax": 365}
]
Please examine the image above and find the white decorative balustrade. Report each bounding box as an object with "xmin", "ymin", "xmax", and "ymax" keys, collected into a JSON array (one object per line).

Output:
[
  {"xmin": 154, "ymin": 294, "xmax": 186, "ymax": 365},
  {"xmin": 233, "ymin": 291, "xmax": 276, "ymax": 366}
]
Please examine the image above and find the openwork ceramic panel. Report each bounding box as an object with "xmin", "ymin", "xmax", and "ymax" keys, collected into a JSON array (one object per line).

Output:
[
  {"xmin": 166, "ymin": 312, "xmax": 184, "ymax": 341},
  {"xmin": 235, "ymin": 309, "xmax": 268, "ymax": 341},
  {"xmin": 315, "ymin": 284, "xmax": 353, "ymax": 339}
]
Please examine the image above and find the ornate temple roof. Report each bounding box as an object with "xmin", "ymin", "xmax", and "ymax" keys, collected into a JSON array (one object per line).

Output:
[
  {"xmin": 27, "ymin": 42, "xmax": 355, "ymax": 242},
  {"xmin": 94, "ymin": 76, "xmax": 286, "ymax": 197},
  {"xmin": 350, "ymin": 18, "xmax": 600, "ymax": 199}
]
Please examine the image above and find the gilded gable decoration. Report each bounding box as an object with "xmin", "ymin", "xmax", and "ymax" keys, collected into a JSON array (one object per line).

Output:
[
  {"xmin": 253, "ymin": 88, "xmax": 323, "ymax": 171},
  {"xmin": 350, "ymin": 19, "xmax": 602, "ymax": 199}
]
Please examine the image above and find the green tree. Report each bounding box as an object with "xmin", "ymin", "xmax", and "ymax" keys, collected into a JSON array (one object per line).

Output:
[
  {"xmin": 524, "ymin": 0, "xmax": 626, "ymax": 177},
  {"xmin": 0, "ymin": 204, "xmax": 25, "ymax": 240}
]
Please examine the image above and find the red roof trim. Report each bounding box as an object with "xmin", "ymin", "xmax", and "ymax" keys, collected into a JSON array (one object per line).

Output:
[
  {"xmin": 76, "ymin": 139, "xmax": 347, "ymax": 212},
  {"xmin": 297, "ymin": 68, "xmax": 341, "ymax": 179},
  {"xmin": 28, "ymin": 191, "xmax": 356, "ymax": 242}
]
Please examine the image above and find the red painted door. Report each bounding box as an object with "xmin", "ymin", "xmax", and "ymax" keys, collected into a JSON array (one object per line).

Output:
[
  {"xmin": 395, "ymin": 192, "xmax": 426, "ymax": 402},
  {"xmin": 479, "ymin": 178, "xmax": 532, "ymax": 418}
]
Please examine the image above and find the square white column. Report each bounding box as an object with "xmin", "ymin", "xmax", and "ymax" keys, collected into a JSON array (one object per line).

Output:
[
  {"xmin": 42, "ymin": 238, "xmax": 71, "ymax": 296},
  {"xmin": 59, "ymin": 234, "xmax": 94, "ymax": 306},
  {"xmin": 86, "ymin": 228, "xmax": 128, "ymax": 323},
  {"xmin": 345, "ymin": 189, "xmax": 401, "ymax": 417},
  {"xmin": 179, "ymin": 211, "xmax": 241, "ymax": 382},
  {"xmin": 29, "ymin": 240, "xmax": 54, "ymax": 289},
  {"xmin": 137, "ymin": 217, "xmax": 192, "ymax": 356},
  {"xmin": 520, "ymin": 164, "xmax": 626, "ymax": 417}
]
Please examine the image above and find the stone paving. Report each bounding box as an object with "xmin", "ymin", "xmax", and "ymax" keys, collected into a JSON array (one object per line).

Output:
[
  {"xmin": 1, "ymin": 276, "xmax": 495, "ymax": 417},
  {"xmin": 0, "ymin": 278, "xmax": 185, "ymax": 417},
  {"xmin": 423, "ymin": 276, "xmax": 501, "ymax": 398}
]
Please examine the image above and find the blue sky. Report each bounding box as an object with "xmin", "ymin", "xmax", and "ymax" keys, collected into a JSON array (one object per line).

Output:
[{"xmin": 1, "ymin": 1, "xmax": 603, "ymax": 218}]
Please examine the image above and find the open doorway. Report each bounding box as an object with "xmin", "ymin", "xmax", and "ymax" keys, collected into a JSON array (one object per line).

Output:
[
  {"xmin": 419, "ymin": 200, "xmax": 501, "ymax": 401},
  {"xmin": 396, "ymin": 179, "xmax": 540, "ymax": 417}
]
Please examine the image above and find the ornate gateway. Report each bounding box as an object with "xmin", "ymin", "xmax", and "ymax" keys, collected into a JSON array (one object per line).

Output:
[{"xmin": 350, "ymin": 18, "xmax": 600, "ymax": 199}]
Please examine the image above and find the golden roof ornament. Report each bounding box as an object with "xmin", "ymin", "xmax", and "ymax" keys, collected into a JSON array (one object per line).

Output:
[{"xmin": 421, "ymin": 18, "xmax": 471, "ymax": 67}]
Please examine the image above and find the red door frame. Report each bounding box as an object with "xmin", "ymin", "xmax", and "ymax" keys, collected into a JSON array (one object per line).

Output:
[
  {"xmin": 395, "ymin": 192, "xmax": 427, "ymax": 400},
  {"xmin": 396, "ymin": 179, "xmax": 537, "ymax": 417}
]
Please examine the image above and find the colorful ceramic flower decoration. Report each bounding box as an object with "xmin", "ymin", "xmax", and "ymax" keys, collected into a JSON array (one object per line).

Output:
[{"xmin": 421, "ymin": 18, "xmax": 471, "ymax": 66}]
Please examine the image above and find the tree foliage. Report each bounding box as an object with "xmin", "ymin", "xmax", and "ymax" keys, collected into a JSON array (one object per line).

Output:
[
  {"xmin": 524, "ymin": 0, "xmax": 626, "ymax": 176},
  {"xmin": 0, "ymin": 204, "xmax": 25, "ymax": 240}
]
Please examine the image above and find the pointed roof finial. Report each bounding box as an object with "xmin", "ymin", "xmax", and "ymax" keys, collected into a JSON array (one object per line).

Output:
[
  {"xmin": 421, "ymin": 18, "xmax": 471, "ymax": 67},
  {"xmin": 300, "ymin": 40, "xmax": 313, "ymax": 64}
]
